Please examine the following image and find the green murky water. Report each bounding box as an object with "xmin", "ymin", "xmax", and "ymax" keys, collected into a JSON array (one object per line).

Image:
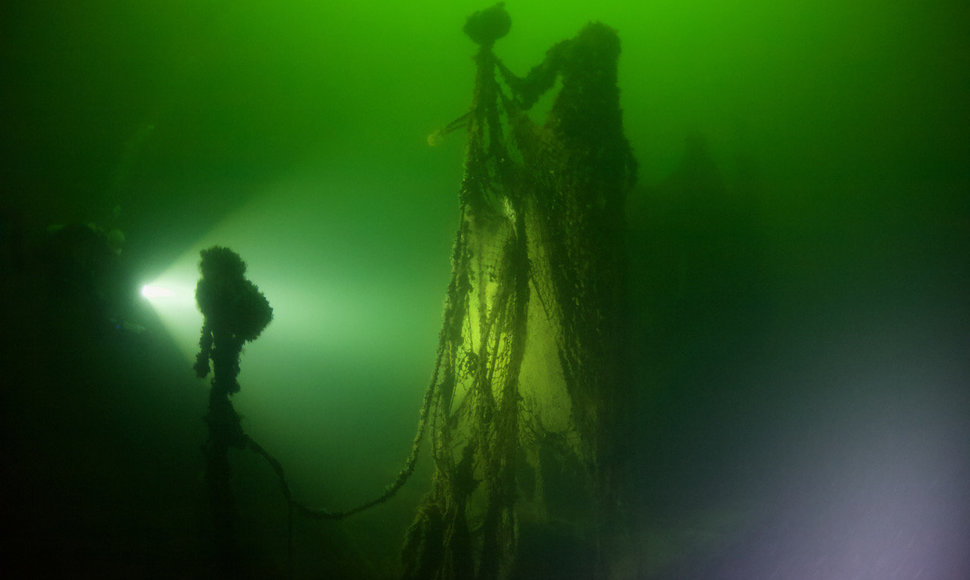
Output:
[{"xmin": 3, "ymin": 1, "xmax": 968, "ymax": 578}]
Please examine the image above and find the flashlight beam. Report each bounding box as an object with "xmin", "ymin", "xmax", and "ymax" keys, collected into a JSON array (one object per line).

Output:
[{"xmin": 141, "ymin": 284, "xmax": 174, "ymax": 299}]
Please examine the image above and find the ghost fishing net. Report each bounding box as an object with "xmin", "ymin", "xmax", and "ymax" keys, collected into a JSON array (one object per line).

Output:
[{"xmin": 401, "ymin": 5, "xmax": 637, "ymax": 579}]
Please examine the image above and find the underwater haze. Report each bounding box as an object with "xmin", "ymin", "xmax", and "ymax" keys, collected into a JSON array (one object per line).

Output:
[{"xmin": 3, "ymin": 0, "xmax": 969, "ymax": 578}]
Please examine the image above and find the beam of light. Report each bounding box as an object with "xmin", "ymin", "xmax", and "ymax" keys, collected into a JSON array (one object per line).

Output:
[
  {"xmin": 139, "ymin": 164, "xmax": 451, "ymax": 397},
  {"xmin": 140, "ymin": 284, "xmax": 174, "ymax": 299},
  {"xmin": 139, "ymin": 274, "xmax": 203, "ymax": 362}
]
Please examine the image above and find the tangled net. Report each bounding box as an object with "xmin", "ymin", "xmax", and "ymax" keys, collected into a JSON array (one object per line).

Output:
[{"xmin": 400, "ymin": 5, "xmax": 637, "ymax": 578}]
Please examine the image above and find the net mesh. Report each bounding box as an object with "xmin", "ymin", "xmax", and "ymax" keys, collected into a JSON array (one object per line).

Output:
[{"xmin": 401, "ymin": 15, "xmax": 637, "ymax": 579}]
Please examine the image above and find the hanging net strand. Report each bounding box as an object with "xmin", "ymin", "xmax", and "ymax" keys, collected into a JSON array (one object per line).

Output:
[
  {"xmin": 193, "ymin": 246, "xmax": 274, "ymax": 573},
  {"xmin": 190, "ymin": 244, "xmax": 436, "ymax": 580},
  {"xmin": 404, "ymin": 4, "xmax": 636, "ymax": 579}
]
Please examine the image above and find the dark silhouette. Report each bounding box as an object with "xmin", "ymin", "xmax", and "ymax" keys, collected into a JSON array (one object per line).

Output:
[{"xmin": 193, "ymin": 246, "xmax": 272, "ymax": 576}]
